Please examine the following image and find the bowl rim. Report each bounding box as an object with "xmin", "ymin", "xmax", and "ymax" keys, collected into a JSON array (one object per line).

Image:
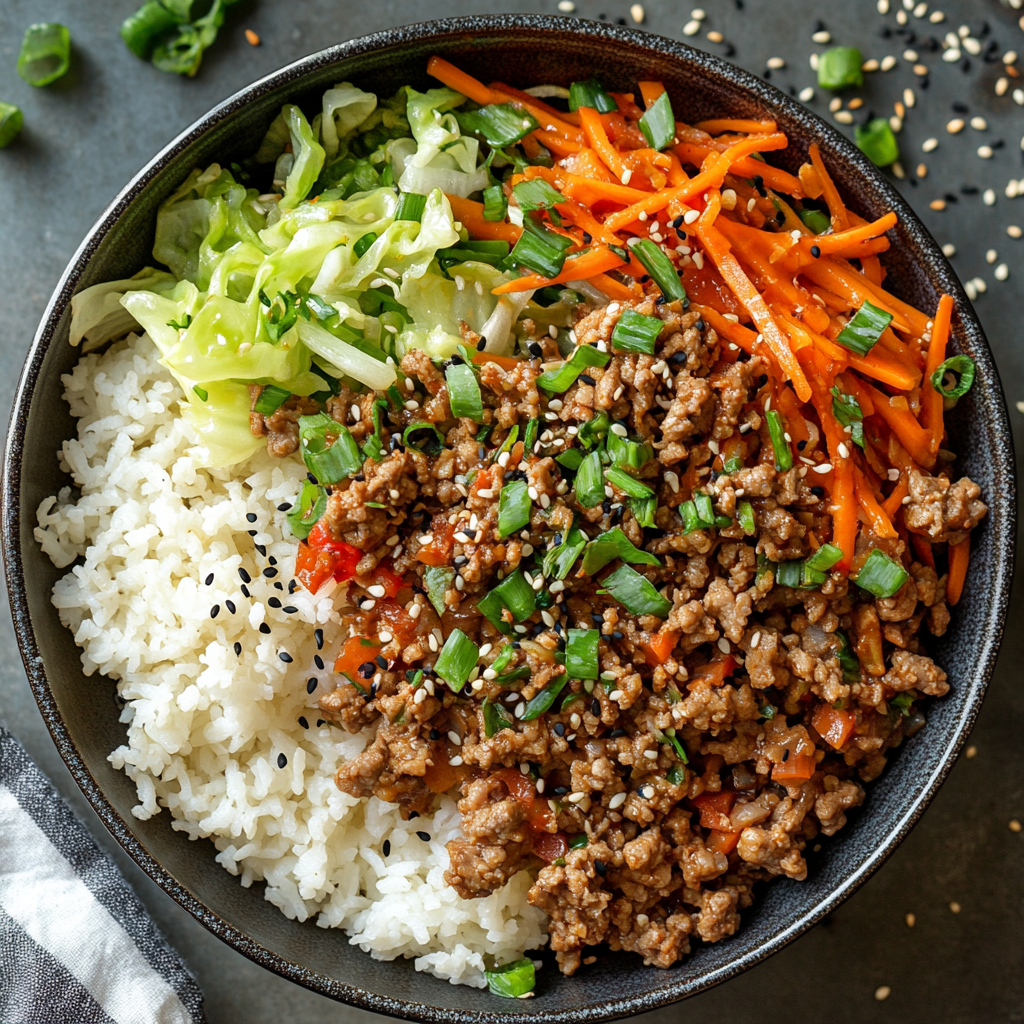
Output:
[{"xmin": 1, "ymin": 13, "xmax": 1016, "ymax": 1023}]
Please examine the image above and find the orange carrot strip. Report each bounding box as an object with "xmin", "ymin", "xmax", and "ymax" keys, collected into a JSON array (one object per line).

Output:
[
  {"xmin": 532, "ymin": 129, "xmax": 582, "ymax": 156},
  {"xmin": 805, "ymin": 211, "xmax": 898, "ymax": 255},
  {"xmin": 809, "ymin": 143, "xmax": 850, "ymax": 231},
  {"xmin": 828, "ymin": 237, "xmax": 892, "ymax": 261},
  {"xmin": 847, "ymin": 348, "xmax": 921, "ymax": 392},
  {"xmin": 426, "ymin": 56, "xmax": 498, "ymax": 105},
  {"xmin": 696, "ymin": 118, "xmax": 778, "ymax": 135},
  {"xmin": 638, "ymin": 81, "xmax": 666, "ymax": 107},
  {"xmin": 445, "ymin": 195, "xmax": 522, "ymax": 244},
  {"xmin": 859, "ymin": 277, "xmax": 933, "ymax": 338},
  {"xmin": 604, "ymin": 132, "xmax": 788, "ymax": 232},
  {"xmin": 881, "ymin": 475, "xmax": 909, "ymax": 518},
  {"xmin": 578, "ymin": 106, "xmax": 626, "ymax": 180},
  {"xmin": 491, "ymin": 246, "xmax": 626, "ymax": 293},
  {"xmin": 690, "ymin": 303, "xmax": 757, "ymax": 353},
  {"xmin": 472, "ymin": 351, "xmax": 520, "ymax": 371},
  {"xmin": 854, "ymin": 467, "xmax": 898, "ymax": 539},
  {"xmin": 520, "ymin": 132, "xmax": 543, "ymax": 160},
  {"xmin": 922, "ymin": 293, "xmax": 954, "ymax": 455},
  {"xmin": 800, "ymin": 261, "xmax": 914, "ymax": 334},
  {"xmin": 588, "ymin": 272, "xmax": 643, "ymax": 300},
  {"xmin": 910, "ymin": 533, "xmax": 935, "ymax": 569},
  {"xmin": 845, "ymin": 375, "xmax": 935, "ymax": 468},
  {"xmin": 489, "ymin": 81, "xmax": 581, "ymax": 125},
  {"xmin": 672, "ymin": 141, "xmax": 804, "ymax": 196},
  {"xmin": 699, "ymin": 219, "xmax": 811, "ymax": 400},
  {"xmin": 947, "ymin": 536, "xmax": 969, "ymax": 605}
]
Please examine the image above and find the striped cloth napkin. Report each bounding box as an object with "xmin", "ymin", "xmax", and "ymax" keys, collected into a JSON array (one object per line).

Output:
[{"xmin": 0, "ymin": 729, "xmax": 206, "ymax": 1024}]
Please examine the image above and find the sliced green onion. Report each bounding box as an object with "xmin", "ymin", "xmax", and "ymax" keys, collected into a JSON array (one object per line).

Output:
[
  {"xmin": 395, "ymin": 191, "xmax": 427, "ymax": 222},
  {"xmin": 192, "ymin": 385, "xmax": 208, "ymax": 402},
  {"xmin": 606, "ymin": 428, "xmax": 651, "ymax": 470},
  {"xmin": 602, "ymin": 564, "xmax": 672, "ymax": 618},
  {"xmin": 507, "ymin": 216, "xmax": 573, "ymax": 278},
  {"xmin": 836, "ymin": 300, "xmax": 892, "ymax": 357},
  {"xmin": 581, "ymin": 527, "xmax": 660, "ymax": 574},
  {"xmin": 605, "ymin": 466, "xmax": 654, "ymax": 499},
  {"xmin": 798, "ymin": 207, "xmax": 831, "ymax": 234},
  {"xmin": 630, "ymin": 239, "xmax": 687, "ymax": 303},
  {"xmin": 680, "ymin": 501, "xmax": 703, "ymax": 534},
  {"xmin": 830, "ymin": 386, "xmax": 864, "ymax": 448},
  {"xmin": 298, "ymin": 413, "xmax": 362, "ymax": 484},
  {"xmin": 569, "ymin": 832, "xmax": 589, "ymax": 849},
  {"xmin": 765, "ymin": 408, "xmax": 793, "ymax": 471},
  {"xmin": 361, "ymin": 400, "xmax": 388, "ymax": 462},
  {"xmin": 445, "ymin": 362, "xmax": 484, "ymax": 421},
  {"xmin": 0, "ymin": 102, "xmax": 24, "ymax": 148},
  {"xmin": 775, "ymin": 560, "xmax": 803, "ymax": 588},
  {"xmin": 890, "ymin": 692, "xmax": 914, "ymax": 717},
  {"xmin": 483, "ymin": 696, "xmax": 514, "ymax": 737},
  {"xmin": 555, "ymin": 448, "xmax": 584, "ymax": 472},
  {"xmin": 254, "ymin": 385, "xmax": 291, "ymax": 415},
  {"xmin": 639, "ymin": 90, "xmax": 676, "ymax": 151},
  {"xmin": 478, "ymin": 570, "xmax": 536, "ymax": 632},
  {"xmin": 693, "ymin": 490, "xmax": 715, "ymax": 524},
  {"xmin": 575, "ymin": 451, "xmax": 605, "ymax": 508},
  {"xmin": 662, "ymin": 730, "xmax": 689, "ymax": 764},
  {"xmin": 483, "ymin": 184, "xmax": 508, "ymax": 222},
  {"xmin": 737, "ymin": 499, "xmax": 756, "ymax": 536},
  {"xmin": 18, "ymin": 23, "xmax": 71, "ymax": 87},
  {"xmin": 723, "ymin": 451, "xmax": 743, "ymax": 474},
  {"xmin": 855, "ymin": 117, "xmax": 900, "ymax": 168},
  {"xmin": 523, "ymin": 416, "xmax": 539, "ymax": 453},
  {"xmin": 854, "ymin": 548, "xmax": 910, "ymax": 599},
  {"xmin": 577, "ymin": 410, "xmax": 610, "ymax": 448},
  {"xmin": 542, "ymin": 521, "xmax": 587, "ymax": 579},
  {"xmin": 402, "ymin": 421, "xmax": 445, "ymax": 455},
  {"xmin": 805, "ymin": 543, "xmax": 844, "ymax": 573},
  {"xmin": 610, "ymin": 308, "xmax": 663, "ymax": 355},
  {"xmin": 930, "ymin": 355, "xmax": 975, "ymax": 400},
  {"xmin": 353, "ymin": 231, "xmax": 378, "ymax": 258},
  {"xmin": 513, "ymin": 179, "xmax": 565, "ymax": 212},
  {"xmin": 568, "ymin": 79, "xmax": 617, "ymax": 113},
  {"xmin": 491, "ymin": 645, "xmax": 515, "ymax": 674},
  {"xmin": 817, "ymin": 46, "xmax": 864, "ymax": 92},
  {"xmin": 630, "ymin": 495, "xmax": 657, "ymax": 528},
  {"xmin": 566, "ymin": 629, "xmax": 600, "ymax": 679},
  {"xmin": 536, "ymin": 343, "xmax": 610, "ymax": 394},
  {"xmin": 497, "ymin": 480, "xmax": 532, "ymax": 538},
  {"xmin": 667, "ymin": 764, "xmax": 687, "ymax": 785},
  {"xmin": 260, "ymin": 289, "xmax": 300, "ymax": 342},
  {"xmin": 491, "ymin": 425, "xmax": 519, "ymax": 464},
  {"xmin": 458, "ymin": 103, "xmax": 539, "ymax": 146},
  {"xmin": 286, "ymin": 481, "xmax": 327, "ymax": 540},
  {"xmin": 120, "ymin": 1, "xmax": 183, "ymax": 59},
  {"xmin": 434, "ymin": 629, "xmax": 479, "ymax": 693},
  {"xmin": 834, "ymin": 630, "xmax": 861, "ymax": 683},
  {"xmin": 423, "ymin": 566, "xmax": 454, "ymax": 616},
  {"xmin": 520, "ymin": 671, "xmax": 570, "ymax": 720}
]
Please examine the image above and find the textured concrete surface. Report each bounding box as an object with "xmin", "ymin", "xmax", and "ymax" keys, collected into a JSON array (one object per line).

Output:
[{"xmin": 0, "ymin": 1, "xmax": 1021, "ymax": 1021}]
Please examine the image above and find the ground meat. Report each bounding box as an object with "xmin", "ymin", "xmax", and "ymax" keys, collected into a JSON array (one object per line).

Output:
[
  {"xmin": 903, "ymin": 469, "xmax": 988, "ymax": 545},
  {"xmin": 248, "ymin": 390, "xmax": 319, "ymax": 457},
  {"xmin": 883, "ymin": 650, "xmax": 949, "ymax": 696}
]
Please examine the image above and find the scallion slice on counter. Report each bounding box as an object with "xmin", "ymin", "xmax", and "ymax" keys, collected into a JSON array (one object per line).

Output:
[
  {"xmin": 395, "ymin": 191, "xmax": 427, "ymax": 222},
  {"xmin": 297, "ymin": 414, "xmax": 362, "ymax": 484},
  {"xmin": 601, "ymin": 564, "xmax": 672, "ymax": 618},
  {"xmin": 253, "ymin": 385, "xmax": 291, "ymax": 416},
  {"xmin": 605, "ymin": 466, "xmax": 654, "ymax": 499},
  {"xmin": 854, "ymin": 548, "xmax": 910, "ymax": 599},
  {"xmin": 478, "ymin": 570, "xmax": 536, "ymax": 632},
  {"xmin": 0, "ymin": 102, "xmax": 24, "ymax": 148},
  {"xmin": 639, "ymin": 89, "xmax": 676, "ymax": 151},
  {"xmin": 18, "ymin": 23, "xmax": 71, "ymax": 86},
  {"xmin": 817, "ymin": 46, "xmax": 864, "ymax": 92},
  {"xmin": 120, "ymin": 1, "xmax": 182, "ymax": 58},
  {"xmin": 520, "ymin": 671, "xmax": 570, "ymax": 720},
  {"xmin": 458, "ymin": 103, "xmax": 539, "ymax": 146},
  {"xmin": 836, "ymin": 300, "xmax": 892, "ymax": 357},
  {"xmin": 482, "ymin": 184, "xmax": 508, "ymax": 222},
  {"xmin": 566, "ymin": 628, "xmax": 600, "ymax": 680},
  {"xmin": 353, "ymin": 231, "xmax": 378, "ymax": 258},
  {"xmin": 434, "ymin": 629, "xmax": 479, "ymax": 693},
  {"xmin": 765, "ymin": 409, "xmax": 793, "ymax": 471},
  {"xmin": 497, "ymin": 480, "xmax": 532, "ymax": 538},
  {"xmin": 830, "ymin": 386, "xmax": 865, "ymax": 448},
  {"xmin": 737, "ymin": 499, "xmax": 756, "ymax": 536},
  {"xmin": 542, "ymin": 521, "xmax": 588, "ymax": 579},
  {"xmin": 286, "ymin": 481, "xmax": 327, "ymax": 540},
  {"xmin": 537, "ymin": 343, "xmax": 611, "ymax": 394},
  {"xmin": 855, "ymin": 117, "xmax": 900, "ymax": 168},
  {"xmin": 568, "ymin": 78, "xmax": 617, "ymax": 113},
  {"xmin": 630, "ymin": 239, "xmax": 687, "ymax": 303},
  {"xmin": 930, "ymin": 354, "xmax": 975, "ymax": 401},
  {"xmin": 804, "ymin": 543, "xmax": 844, "ymax": 573},
  {"xmin": 610, "ymin": 308, "xmax": 663, "ymax": 354},
  {"xmin": 575, "ymin": 451, "xmax": 605, "ymax": 508},
  {"xmin": 507, "ymin": 216, "xmax": 574, "ymax": 278},
  {"xmin": 483, "ymin": 696, "xmax": 514, "ymax": 737},
  {"xmin": 445, "ymin": 362, "xmax": 484, "ymax": 421},
  {"xmin": 513, "ymin": 179, "xmax": 565, "ymax": 212},
  {"xmin": 423, "ymin": 566, "xmax": 454, "ymax": 616},
  {"xmin": 798, "ymin": 206, "xmax": 831, "ymax": 234},
  {"xmin": 581, "ymin": 527, "xmax": 661, "ymax": 574}
]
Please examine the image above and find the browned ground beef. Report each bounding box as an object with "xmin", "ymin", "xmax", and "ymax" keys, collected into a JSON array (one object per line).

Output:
[{"xmin": 270, "ymin": 298, "xmax": 985, "ymax": 975}]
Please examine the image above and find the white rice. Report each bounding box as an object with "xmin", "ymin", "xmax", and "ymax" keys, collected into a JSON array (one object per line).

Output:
[{"xmin": 34, "ymin": 334, "xmax": 546, "ymax": 987}]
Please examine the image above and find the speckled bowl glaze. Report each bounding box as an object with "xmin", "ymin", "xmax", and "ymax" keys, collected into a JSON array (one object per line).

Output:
[{"xmin": 1, "ymin": 14, "xmax": 1015, "ymax": 1023}]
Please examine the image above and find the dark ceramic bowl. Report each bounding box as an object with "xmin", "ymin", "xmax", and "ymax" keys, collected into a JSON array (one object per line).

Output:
[{"xmin": 1, "ymin": 14, "xmax": 1016, "ymax": 1023}]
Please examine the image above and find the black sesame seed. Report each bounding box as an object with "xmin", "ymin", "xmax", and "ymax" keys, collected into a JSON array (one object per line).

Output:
[
  {"xmin": 810, "ymin": 485, "xmax": 826, "ymax": 498},
  {"xmin": 383, "ymin": 839, "xmax": 391, "ymax": 856},
  {"xmin": 797, "ymin": 439, "xmax": 808, "ymax": 451},
  {"xmin": 591, "ymin": 613, "xmax": 603, "ymax": 625},
  {"xmin": 952, "ymin": 101, "xmax": 969, "ymax": 113},
  {"xmin": 263, "ymin": 567, "xmax": 278, "ymax": 578},
  {"xmin": 453, "ymin": 555, "xmax": 468, "ymax": 567},
  {"xmin": 298, "ymin": 716, "xmax": 309, "ymax": 729},
  {"xmin": 205, "ymin": 573, "xmax": 214, "ymax": 586},
  {"xmin": 612, "ymin": 630, "xmax": 624, "ymax": 640},
  {"xmin": 210, "ymin": 605, "xmax": 220, "ymax": 619},
  {"xmin": 583, "ymin": 231, "xmax": 593, "ymax": 244},
  {"xmin": 590, "ymin": 698, "xmax": 601, "ymax": 716},
  {"xmin": 594, "ymin": 859, "xmax": 607, "ymax": 876},
  {"xmin": 259, "ymin": 623, "xmax": 271, "ymax": 634},
  {"xmin": 274, "ymin": 581, "xmax": 284, "ymax": 591},
  {"xmin": 307, "ymin": 473, "xmax": 318, "ymax": 485},
  {"xmin": 240, "ymin": 584, "xmax": 250, "ymax": 598},
  {"xmin": 316, "ymin": 719, "xmax": 325, "ymax": 727},
  {"xmin": 314, "ymin": 655, "xmax": 325, "ymax": 671},
  {"xmin": 810, "ymin": 245, "xmax": 821, "ymax": 259},
  {"xmin": 233, "ymin": 642, "xmax": 242, "ymax": 656},
  {"xmin": 553, "ymin": 722, "xmax": 566, "ymax": 736},
  {"xmin": 282, "ymin": 605, "xmax": 298, "ymax": 614},
  {"xmin": 782, "ymin": 747, "xmax": 790, "ymax": 762},
  {"xmin": 255, "ymin": 544, "xmax": 267, "ymax": 556},
  {"xmin": 579, "ymin": 373, "xmax": 597, "ymax": 386},
  {"xmin": 609, "ymin": 729, "xmax": 627, "ymax": 738},
  {"xmin": 268, "ymin": 597, "xmax": 282, "ymax": 609},
  {"xmin": 269, "ymin": 555, "xmax": 277, "ymax": 566},
  {"xmin": 374, "ymin": 656, "xmax": 387, "ymax": 670},
  {"xmin": 416, "ymin": 831, "xmax": 431, "ymax": 842},
  {"xmin": 238, "ymin": 567, "xmax": 252, "ymax": 584},
  {"xmin": 288, "ymin": 579, "xmax": 298, "ymax": 594},
  {"xmin": 528, "ymin": 341, "xmax": 544, "ymax": 357},
  {"xmin": 279, "ymin": 651, "xmax": 293, "ymax": 663},
  {"xmin": 307, "ymin": 678, "xmax": 318, "ymax": 694},
  {"xmin": 277, "ymin": 502, "xmax": 292, "ymax": 512},
  {"xmin": 225, "ymin": 600, "xmax": 236, "ymax": 614},
  {"xmin": 247, "ymin": 530, "xmax": 258, "ymax": 538},
  {"xmin": 246, "ymin": 512, "xmax": 258, "ymax": 523},
  {"xmin": 358, "ymin": 662, "xmax": 375, "ymax": 678},
  {"xmin": 277, "ymin": 753, "xmax": 288, "ymax": 768},
  {"xmin": 315, "ymin": 628, "xmax": 324, "ymax": 650},
  {"xmin": 554, "ymin": 786, "xmax": 568, "ymax": 796}
]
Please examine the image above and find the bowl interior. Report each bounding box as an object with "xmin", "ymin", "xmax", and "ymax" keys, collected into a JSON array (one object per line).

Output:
[{"xmin": 3, "ymin": 15, "xmax": 1015, "ymax": 1024}]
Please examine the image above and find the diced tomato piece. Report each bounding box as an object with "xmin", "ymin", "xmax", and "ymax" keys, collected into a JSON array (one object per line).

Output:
[
  {"xmin": 493, "ymin": 767, "xmax": 554, "ymax": 831},
  {"xmin": 373, "ymin": 599, "xmax": 419, "ymax": 649},
  {"xmin": 416, "ymin": 513, "xmax": 457, "ymax": 567},
  {"xmin": 334, "ymin": 635, "xmax": 383, "ymax": 678},
  {"xmin": 692, "ymin": 790, "xmax": 739, "ymax": 832},
  {"xmin": 471, "ymin": 466, "xmax": 496, "ymax": 494},
  {"xmin": 368, "ymin": 561, "xmax": 404, "ymax": 599},
  {"xmin": 771, "ymin": 754, "xmax": 817, "ymax": 783},
  {"xmin": 688, "ymin": 655, "xmax": 737, "ymax": 689},
  {"xmin": 642, "ymin": 627, "xmax": 679, "ymax": 666},
  {"xmin": 532, "ymin": 831, "xmax": 568, "ymax": 864},
  {"xmin": 295, "ymin": 522, "xmax": 362, "ymax": 594},
  {"xmin": 811, "ymin": 703, "xmax": 857, "ymax": 750},
  {"xmin": 705, "ymin": 829, "xmax": 742, "ymax": 855},
  {"xmin": 472, "ymin": 351, "xmax": 520, "ymax": 372}
]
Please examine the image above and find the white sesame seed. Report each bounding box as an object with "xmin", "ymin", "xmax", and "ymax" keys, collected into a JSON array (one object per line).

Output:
[
  {"xmin": 630, "ymin": 3, "xmax": 645, "ymax": 22},
  {"xmin": 684, "ymin": 19, "xmax": 700, "ymax": 35},
  {"xmin": 514, "ymin": 701, "xmax": 527, "ymax": 718},
  {"xmin": 957, "ymin": 23, "xmax": 969, "ymax": 37},
  {"xmin": 913, "ymin": 1, "xmax": 927, "ymax": 15},
  {"xmin": 567, "ymin": 791, "xmax": 586, "ymax": 803},
  {"xmin": 644, "ymin": 749, "xmax": 659, "ymax": 760},
  {"xmin": 881, "ymin": 54, "xmax": 898, "ymax": 71},
  {"xmin": 888, "ymin": 115, "xmax": 902, "ymax": 132},
  {"xmin": 610, "ymin": 423, "xmax": 629, "ymax": 437},
  {"xmin": 414, "ymin": 687, "xmax": 428, "ymax": 704},
  {"xmin": 750, "ymin": 631, "xmax": 761, "ymax": 649},
  {"xmin": 1006, "ymin": 50, "xmax": 1019, "ymax": 65},
  {"xmin": 838, "ymin": 442, "xmax": 850, "ymax": 459},
  {"xmin": 978, "ymin": 145, "xmax": 994, "ymax": 159},
  {"xmin": 877, "ymin": 0, "xmax": 889, "ymax": 11},
  {"xmin": 570, "ymin": 712, "xmax": 582, "ymax": 730},
  {"xmin": 942, "ymin": 242, "xmax": 956, "ymax": 256},
  {"xmin": 767, "ymin": 56, "xmax": 786, "ymax": 69},
  {"xmin": 971, "ymin": 116, "xmax": 989, "ymax": 132},
  {"xmin": 835, "ymin": 111, "xmax": 854, "ymax": 125},
  {"xmin": 942, "ymin": 48, "xmax": 961, "ymax": 62},
  {"xmin": 947, "ymin": 118, "xmax": 965, "ymax": 134},
  {"xmin": 621, "ymin": 168, "xmax": 633, "ymax": 185},
  {"xmin": 963, "ymin": 37, "xmax": 981, "ymax": 55},
  {"xmin": 811, "ymin": 30, "xmax": 831, "ymax": 44},
  {"xmin": 692, "ymin": 7, "xmax": 706, "ymax": 18},
  {"xmin": 986, "ymin": 248, "xmax": 999, "ymax": 264},
  {"xmin": 717, "ymin": 638, "xmax": 731, "ymax": 654},
  {"xmin": 810, "ymin": 53, "xmax": 819, "ymax": 71},
  {"xmin": 875, "ymin": 986, "xmax": 892, "ymax": 1002},
  {"xmin": 378, "ymin": 631, "xmax": 393, "ymax": 645},
  {"xmin": 367, "ymin": 584, "xmax": 387, "ymax": 599},
  {"xmin": 922, "ymin": 137, "xmax": 938, "ymax": 153},
  {"xmin": 707, "ymin": 30, "xmax": 724, "ymax": 43},
  {"xmin": 557, "ymin": 0, "xmax": 575, "ymax": 10},
  {"xmin": 1008, "ymin": 225, "xmax": 1023, "ymax": 238},
  {"xmin": 813, "ymin": 462, "xmax": 833, "ymax": 474},
  {"xmin": 965, "ymin": 280, "xmax": 978, "ymax": 300},
  {"xmin": 798, "ymin": 86, "xmax": 815, "ymax": 103},
  {"xmin": 887, "ymin": 467, "xmax": 901, "ymax": 482},
  {"xmin": 683, "ymin": 208, "xmax": 701, "ymax": 225},
  {"xmin": 984, "ymin": 188, "xmax": 997, "ymax": 206},
  {"xmin": 997, "ymin": 77, "xmax": 1010, "ymax": 97},
  {"xmin": 862, "ymin": 59, "xmax": 880, "ymax": 73},
  {"xmin": 609, "ymin": 792, "xmax": 627, "ymax": 809},
  {"xmin": 929, "ymin": 9, "xmax": 943, "ymax": 22},
  {"xmin": 995, "ymin": 263, "xmax": 1010, "ymax": 281},
  {"xmin": 829, "ymin": 97, "xmax": 842, "ymax": 113},
  {"xmin": 903, "ymin": 48, "xmax": 919, "ymax": 62}
]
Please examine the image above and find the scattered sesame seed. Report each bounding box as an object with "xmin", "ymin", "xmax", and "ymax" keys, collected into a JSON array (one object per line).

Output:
[
  {"xmin": 835, "ymin": 111, "xmax": 854, "ymax": 124},
  {"xmin": 767, "ymin": 57, "xmax": 786, "ymax": 69},
  {"xmin": 949, "ymin": 901, "xmax": 961, "ymax": 913},
  {"xmin": 881, "ymin": 54, "xmax": 897, "ymax": 71},
  {"xmin": 234, "ymin": 642, "xmax": 242, "ymax": 656},
  {"xmin": 609, "ymin": 792, "xmax": 627, "ymax": 809},
  {"xmin": 829, "ymin": 97, "xmax": 842, "ymax": 113},
  {"xmin": 984, "ymin": 188, "xmax": 997, "ymax": 206},
  {"xmin": 1010, "ymin": 819, "xmax": 1022, "ymax": 832},
  {"xmin": 557, "ymin": 0, "xmax": 575, "ymax": 9},
  {"xmin": 942, "ymin": 242, "xmax": 956, "ymax": 256},
  {"xmin": 683, "ymin": 19, "xmax": 700, "ymax": 35},
  {"xmin": 922, "ymin": 137, "xmax": 938, "ymax": 152},
  {"xmin": 1008, "ymin": 225, "xmax": 1023, "ymax": 238},
  {"xmin": 946, "ymin": 118, "xmax": 965, "ymax": 134},
  {"xmin": 811, "ymin": 30, "xmax": 830, "ymax": 44},
  {"xmin": 995, "ymin": 263, "xmax": 1010, "ymax": 281},
  {"xmin": 978, "ymin": 145, "xmax": 994, "ymax": 159},
  {"xmin": 930, "ymin": 199, "xmax": 947, "ymax": 211},
  {"xmin": 707, "ymin": 30, "xmax": 724, "ymax": 43},
  {"xmin": 630, "ymin": 3, "xmax": 644, "ymax": 22},
  {"xmin": 875, "ymin": 986, "xmax": 892, "ymax": 1001}
]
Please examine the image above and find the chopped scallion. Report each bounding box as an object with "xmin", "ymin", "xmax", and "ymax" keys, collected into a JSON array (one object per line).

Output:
[
  {"xmin": 18, "ymin": 23, "xmax": 71, "ymax": 87},
  {"xmin": 566, "ymin": 629, "xmax": 600, "ymax": 680},
  {"xmin": 804, "ymin": 543, "xmax": 844, "ymax": 573},
  {"xmin": 298, "ymin": 413, "xmax": 362, "ymax": 484},
  {"xmin": 395, "ymin": 191, "xmax": 427, "ymax": 222},
  {"xmin": 192, "ymin": 385, "xmax": 208, "ymax": 402},
  {"xmin": 507, "ymin": 216, "xmax": 573, "ymax": 278},
  {"xmin": 836, "ymin": 300, "xmax": 892, "ymax": 357},
  {"xmin": 737, "ymin": 499, "xmax": 756, "ymax": 536},
  {"xmin": 798, "ymin": 207, "xmax": 831, "ymax": 234},
  {"xmin": 610, "ymin": 308, "xmax": 663, "ymax": 354},
  {"xmin": 423, "ymin": 566, "xmax": 454, "ymax": 616},
  {"xmin": 520, "ymin": 671, "xmax": 570, "ymax": 720},
  {"xmin": 497, "ymin": 480, "xmax": 532, "ymax": 538},
  {"xmin": 536, "ymin": 343, "xmax": 610, "ymax": 394},
  {"xmin": 513, "ymin": 179, "xmax": 565, "ymax": 212},
  {"xmin": 542, "ymin": 521, "xmax": 587, "ymax": 579},
  {"xmin": 286, "ymin": 481, "xmax": 327, "ymax": 540},
  {"xmin": 765, "ymin": 409, "xmax": 793, "ymax": 471},
  {"xmin": 458, "ymin": 103, "xmax": 539, "ymax": 146},
  {"xmin": 630, "ymin": 495, "xmax": 657, "ymax": 528},
  {"xmin": 555, "ymin": 448, "xmax": 584, "ymax": 472},
  {"xmin": 353, "ymin": 231, "xmax": 378, "ymax": 258},
  {"xmin": 433, "ymin": 629, "xmax": 479, "ymax": 693},
  {"xmin": 0, "ymin": 102, "xmax": 24, "ymax": 148},
  {"xmin": 602, "ymin": 564, "xmax": 672, "ymax": 618},
  {"xmin": 478, "ymin": 570, "xmax": 536, "ymax": 632},
  {"xmin": 568, "ymin": 78, "xmax": 617, "ymax": 113},
  {"xmin": 577, "ymin": 410, "xmax": 610, "ymax": 448},
  {"xmin": 482, "ymin": 184, "xmax": 508, "ymax": 222},
  {"xmin": 830, "ymin": 386, "xmax": 864, "ymax": 448},
  {"xmin": 855, "ymin": 117, "xmax": 900, "ymax": 168},
  {"xmin": 574, "ymin": 451, "xmax": 605, "ymax": 508},
  {"xmin": 483, "ymin": 696, "xmax": 514, "ymax": 737},
  {"xmin": 445, "ymin": 362, "xmax": 484, "ymax": 421},
  {"xmin": 930, "ymin": 354, "xmax": 975, "ymax": 401},
  {"xmin": 854, "ymin": 548, "xmax": 909, "ymax": 599},
  {"xmin": 630, "ymin": 239, "xmax": 687, "ymax": 302},
  {"xmin": 581, "ymin": 527, "xmax": 660, "ymax": 574},
  {"xmin": 485, "ymin": 955, "xmax": 535, "ymax": 997},
  {"xmin": 254, "ymin": 385, "xmax": 291, "ymax": 415},
  {"xmin": 605, "ymin": 466, "xmax": 654, "ymax": 499},
  {"xmin": 402, "ymin": 421, "xmax": 445, "ymax": 456},
  {"xmin": 639, "ymin": 90, "xmax": 676, "ymax": 151},
  {"xmin": 607, "ymin": 428, "xmax": 651, "ymax": 470}
]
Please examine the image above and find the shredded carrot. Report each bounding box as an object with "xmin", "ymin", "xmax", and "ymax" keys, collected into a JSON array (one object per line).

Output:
[
  {"xmin": 695, "ymin": 118, "xmax": 778, "ymax": 135},
  {"xmin": 809, "ymin": 143, "xmax": 850, "ymax": 231},
  {"xmin": 801, "ymin": 211, "xmax": 898, "ymax": 256},
  {"xmin": 589, "ymin": 271, "xmax": 643, "ymax": 300},
  {"xmin": 947, "ymin": 536, "xmax": 970, "ymax": 605},
  {"xmin": 444, "ymin": 195, "xmax": 522, "ymax": 244},
  {"xmin": 426, "ymin": 56, "xmax": 497, "ymax": 105},
  {"xmin": 854, "ymin": 467, "xmax": 898, "ymax": 539},
  {"xmin": 881, "ymin": 475, "xmax": 909, "ymax": 518},
  {"xmin": 489, "ymin": 81, "xmax": 581, "ymax": 125},
  {"xmin": 922, "ymin": 293, "xmax": 954, "ymax": 455},
  {"xmin": 638, "ymin": 81, "xmax": 666, "ymax": 107},
  {"xmin": 691, "ymin": 303, "xmax": 757, "ymax": 353},
  {"xmin": 577, "ymin": 106, "xmax": 626, "ymax": 180},
  {"xmin": 491, "ymin": 246, "xmax": 626, "ymax": 293}
]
